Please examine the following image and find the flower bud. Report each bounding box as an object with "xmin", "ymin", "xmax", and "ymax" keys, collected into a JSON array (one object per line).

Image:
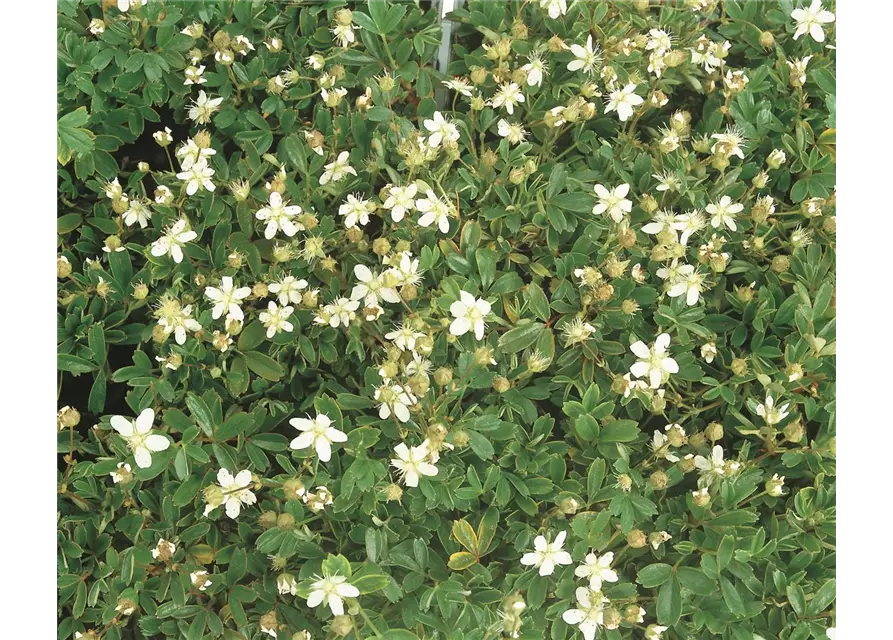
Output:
[
  {"xmin": 679, "ymin": 455, "xmax": 696, "ymax": 473},
  {"xmin": 627, "ymin": 529, "xmax": 647, "ymax": 548},
  {"xmin": 616, "ymin": 473, "xmax": 633, "ymax": 492},
  {"xmin": 335, "ymin": 8, "xmax": 354, "ymax": 26},
  {"xmin": 470, "ymin": 67, "xmax": 488, "ymax": 85},
  {"xmin": 152, "ymin": 324, "xmax": 169, "ymax": 344},
  {"xmin": 96, "ymin": 278, "xmax": 113, "ymax": 299},
  {"xmin": 133, "ymin": 282, "xmax": 149, "ymax": 300},
  {"xmin": 650, "ymin": 394, "xmax": 667, "ymax": 413},
  {"xmin": 649, "ymin": 470, "xmax": 669, "ymax": 490},
  {"xmin": 282, "ymin": 478, "xmax": 306, "ymax": 501},
  {"xmin": 602, "ymin": 606, "xmax": 622, "ymax": 630},
  {"xmin": 58, "ymin": 255, "xmax": 72, "ymax": 278},
  {"xmin": 433, "ymin": 367, "xmax": 453, "ymax": 386},
  {"xmin": 730, "ymin": 357, "xmax": 748, "ymax": 376},
  {"xmin": 822, "ymin": 216, "xmax": 836, "ymax": 234},
  {"xmin": 260, "ymin": 612, "xmax": 279, "ymax": 638},
  {"xmin": 759, "ymin": 30, "xmax": 775, "ymax": 49},
  {"xmin": 765, "ymin": 474, "xmax": 785, "ymax": 497},
  {"xmin": 509, "ymin": 167, "xmax": 526, "ymax": 184},
  {"xmin": 332, "ymin": 614, "xmax": 354, "ymax": 637},
  {"xmin": 385, "ymin": 482, "xmax": 403, "ymax": 502},
  {"xmin": 705, "ymin": 422, "xmax": 724, "ymax": 441},
  {"xmin": 277, "ymin": 513, "xmax": 296, "ymax": 530},
  {"xmin": 771, "ymin": 255, "xmax": 790, "ymax": 273},
  {"xmin": 258, "ymin": 511, "xmax": 279, "ymax": 529},
  {"xmin": 783, "ymin": 421, "xmax": 804, "ymax": 443},
  {"xmin": 692, "ymin": 488, "xmax": 711, "ymax": 507},
  {"xmin": 452, "ymin": 428, "xmax": 470, "ymax": 447},
  {"xmin": 481, "ymin": 148, "xmax": 499, "ymax": 168},
  {"xmin": 558, "ymin": 497, "xmax": 580, "ymax": 515},
  {"xmin": 58, "ymin": 406, "xmax": 81, "ymax": 428}
]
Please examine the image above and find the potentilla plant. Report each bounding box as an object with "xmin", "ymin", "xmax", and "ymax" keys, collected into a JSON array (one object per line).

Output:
[{"xmin": 57, "ymin": 1, "xmax": 835, "ymax": 639}]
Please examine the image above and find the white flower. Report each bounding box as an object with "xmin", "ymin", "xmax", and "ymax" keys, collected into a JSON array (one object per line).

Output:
[
  {"xmin": 647, "ymin": 29, "xmax": 673, "ymax": 53},
  {"xmin": 520, "ymin": 530, "xmax": 572, "ymax": 576},
  {"xmin": 320, "ymin": 151, "xmax": 357, "ymax": 185},
  {"xmin": 338, "ymin": 193, "xmax": 373, "ymax": 229},
  {"xmin": 190, "ymin": 570, "xmax": 212, "ymax": 591},
  {"xmin": 155, "ymin": 299, "xmax": 202, "ymax": 345},
  {"xmin": 641, "ymin": 209, "xmax": 679, "ymax": 236},
  {"xmin": 151, "ymin": 218, "xmax": 198, "ymax": 264},
  {"xmin": 490, "ymin": 82, "xmax": 525, "ymax": 115},
  {"xmin": 562, "ymin": 587, "xmax": 607, "ymax": 640},
  {"xmin": 332, "ymin": 23, "xmax": 357, "ymax": 48},
  {"xmin": 151, "ymin": 538, "xmax": 176, "ymax": 560},
  {"xmin": 204, "ymin": 468, "xmax": 257, "ymax": 518},
  {"xmin": 416, "ymin": 190, "xmax": 454, "ymax": 233},
  {"xmin": 104, "ymin": 178, "xmax": 126, "ymax": 200},
  {"xmin": 117, "ymin": 0, "xmax": 147, "ymax": 12},
  {"xmin": 383, "ymin": 184, "xmax": 418, "ymax": 222},
  {"xmin": 188, "ymin": 91, "xmax": 223, "ymax": 125},
  {"xmin": 123, "ymin": 199, "xmax": 152, "ymax": 229},
  {"xmin": 88, "ymin": 18, "xmax": 106, "ymax": 35},
  {"xmin": 694, "ymin": 445, "xmax": 735, "ymax": 487},
  {"xmin": 307, "ymin": 574, "xmax": 359, "ymax": 616},
  {"xmin": 667, "ymin": 263, "xmax": 706, "ymax": 306},
  {"xmin": 540, "ymin": 0, "xmax": 567, "ymax": 20},
  {"xmin": 497, "ymin": 119, "xmax": 527, "ymax": 145},
  {"xmin": 568, "ymin": 35, "xmax": 601, "ymax": 75},
  {"xmin": 110, "ymin": 462, "xmax": 131, "ymax": 483},
  {"xmin": 305, "ymin": 485, "xmax": 334, "ymax": 512},
  {"xmin": 375, "ymin": 382, "xmax": 416, "ymax": 423},
  {"xmin": 391, "ymin": 441, "xmax": 439, "ymax": 487},
  {"xmin": 593, "ymin": 183, "xmax": 632, "ymax": 223},
  {"xmin": 651, "ymin": 531, "xmax": 672, "ymax": 550},
  {"xmin": 651, "ymin": 430, "xmax": 680, "ymax": 463},
  {"xmin": 154, "ymin": 185, "xmax": 173, "ymax": 204},
  {"xmin": 645, "ymin": 624, "xmax": 669, "ymax": 640},
  {"xmin": 153, "ymin": 127, "xmax": 173, "ymax": 146},
  {"xmin": 277, "ymin": 575, "xmax": 298, "ymax": 595},
  {"xmin": 791, "ymin": 0, "xmax": 835, "ymax": 42},
  {"xmin": 521, "ymin": 53, "xmax": 547, "ymax": 87},
  {"xmin": 562, "ymin": 317, "xmax": 596, "ymax": 347},
  {"xmin": 110, "ymin": 408, "xmax": 170, "ymax": 469},
  {"xmin": 574, "ymin": 552, "xmax": 618, "ymax": 589},
  {"xmin": 204, "ymin": 276, "xmax": 251, "ymax": 322},
  {"xmin": 701, "ymin": 342, "xmax": 717, "ymax": 363},
  {"xmin": 256, "ymin": 192, "xmax": 303, "ymax": 239},
  {"xmin": 322, "ymin": 297, "xmax": 360, "ymax": 328},
  {"xmin": 706, "ymin": 195, "xmax": 743, "ymax": 231},
  {"xmin": 423, "ymin": 111, "xmax": 460, "ymax": 148},
  {"xmin": 711, "ymin": 126, "xmax": 746, "ymax": 160},
  {"xmin": 825, "ymin": 628, "xmax": 835, "ymax": 640},
  {"xmin": 604, "ymin": 83, "xmax": 643, "ymax": 122},
  {"xmin": 767, "ymin": 473, "xmax": 786, "ymax": 497},
  {"xmin": 676, "ymin": 210, "xmax": 707, "ymax": 245},
  {"xmin": 449, "ymin": 291, "xmax": 491, "ymax": 340},
  {"xmin": 289, "ymin": 413, "xmax": 347, "ymax": 463},
  {"xmin": 268, "ymin": 275, "xmax": 308, "ymax": 305},
  {"xmin": 442, "ymin": 77, "xmax": 473, "ymax": 97},
  {"xmin": 387, "ymin": 251, "xmax": 422, "ymax": 286},
  {"xmin": 259, "ymin": 302, "xmax": 294, "ymax": 338},
  {"xmin": 306, "ymin": 53, "xmax": 325, "ymax": 70},
  {"xmin": 629, "ymin": 333, "xmax": 679, "ymax": 389},
  {"xmin": 184, "ymin": 65, "xmax": 206, "ymax": 86},
  {"xmin": 755, "ymin": 395, "xmax": 791, "ymax": 425},
  {"xmin": 351, "ymin": 264, "xmax": 400, "ymax": 307},
  {"xmin": 176, "ymin": 138, "xmax": 216, "ymax": 171},
  {"xmin": 177, "ymin": 157, "xmax": 216, "ymax": 195},
  {"xmin": 386, "ymin": 323, "xmax": 426, "ymax": 352}
]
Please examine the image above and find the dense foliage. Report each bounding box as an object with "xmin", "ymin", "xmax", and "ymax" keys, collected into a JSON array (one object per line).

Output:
[{"xmin": 57, "ymin": 1, "xmax": 836, "ymax": 639}]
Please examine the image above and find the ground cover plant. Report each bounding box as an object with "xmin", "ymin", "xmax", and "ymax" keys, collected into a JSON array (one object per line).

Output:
[{"xmin": 57, "ymin": 1, "xmax": 836, "ymax": 639}]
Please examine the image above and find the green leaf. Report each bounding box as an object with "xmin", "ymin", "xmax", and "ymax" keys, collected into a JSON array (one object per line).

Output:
[
  {"xmin": 353, "ymin": 573, "xmax": 391, "ymax": 594},
  {"xmin": 599, "ymin": 419, "xmax": 639, "ymax": 443},
  {"xmin": 637, "ymin": 563, "xmax": 674, "ymax": 588},
  {"xmin": 448, "ymin": 551, "xmax": 477, "ymax": 571},
  {"xmin": 243, "ymin": 351, "xmax": 283, "ymax": 381},
  {"xmin": 657, "ymin": 574, "xmax": 682, "ymax": 626},
  {"xmin": 806, "ymin": 578, "xmax": 835, "ymax": 615},
  {"xmin": 452, "ymin": 519, "xmax": 478, "ymax": 553},
  {"xmin": 58, "ymin": 354, "xmax": 96, "ymax": 373},
  {"xmin": 186, "ymin": 393, "xmax": 214, "ymax": 437},
  {"xmin": 498, "ymin": 322, "xmax": 545, "ymax": 353}
]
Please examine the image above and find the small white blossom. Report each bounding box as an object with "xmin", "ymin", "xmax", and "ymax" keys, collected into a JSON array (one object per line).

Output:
[
  {"xmin": 706, "ymin": 196, "xmax": 744, "ymax": 231},
  {"xmin": 574, "ymin": 552, "xmax": 618, "ymax": 590},
  {"xmin": 755, "ymin": 395, "xmax": 791, "ymax": 425},
  {"xmin": 289, "ymin": 413, "xmax": 347, "ymax": 463},
  {"xmin": 177, "ymin": 157, "xmax": 216, "ymax": 195},
  {"xmin": 203, "ymin": 468, "xmax": 257, "ymax": 518},
  {"xmin": 150, "ymin": 219, "xmax": 198, "ymax": 264},
  {"xmin": 497, "ymin": 119, "xmax": 527, "ymax": 145},
  {"xmin": 540, "ymin": 0, "xmax": 567, "ymax": 20},
  {"xmin": 629, "ymin": 333, "xmax": 679, "ymax": 389},
  {"xmin": 791, "ymin": 0, "xmax": 835, "ymax": 42},
  {"xmin": 256, "ymin": 192, "xmax": 303, "ymax": 239},
  {"xmin": 307, "ymin": 575, "xmax": 359, "ymax": 616},
  {"xmin": 449, "ymin": 291, "xmax": 491, "ymax": 340},
  {"xmin": 110, "ymin": 409, "xmax": 170, "ymax": 469},
  {"xmin": 520, "ymin": 530, "xmax": 572, "ymax": 576},
  {"xmin": 188, "ymin": 91, "xmax": 223, "ymax": 125},
  {"xmin": 190, "ymin": 570, "xmax": 212, "ymax": 591},
  {"xmin": 562, "ymin": 587, "xmax": 607, "ymax": 640},
  {"xmin": 391, "ymin": 441, "xmax": 439, "ymax": 487},
  {"xmin": 259, "ymin": 302, "xmax": 294, "ymax": 338},
  {"xmin": 568, "ymin": 35, "xmax": 601, "ymax": 75},
  {"xmin": 375, "ymin": 382, "xmax": 416, "ymax": 423},
  {"xmin": 491, "ymin": 82, "xmax": 525, "ymax": 115},
  {"xmin": 605, "ymin": 83, "xmax": 643, "ymax": 122},
  {"xmin": 339, "ymin": 193, "xmax": 374, "ymax": 229},
  {"xmin": 320, "ymin": 151, "xmax": 357, "ymax": 185},
  {"xmin": 269, "ymin": 275, "xmax": 308, "ymax": 305},
  {"xmin": 415, "ymin": 190, "xmax": 454, "ymax": 234},
  {"xmin": 383, "ymin": 184, "xmax": 418, "ymax": 222},
  {"xmin": 204, "ymin": 276, "xmax": 251, "ymax": 322},
  {"xmin": 593, "ymin": 183, "xmax": 632, "ymax": 223},
  {"xmin": 423, "ymin": 111, "xmax": 460, "ymax": 148}
]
